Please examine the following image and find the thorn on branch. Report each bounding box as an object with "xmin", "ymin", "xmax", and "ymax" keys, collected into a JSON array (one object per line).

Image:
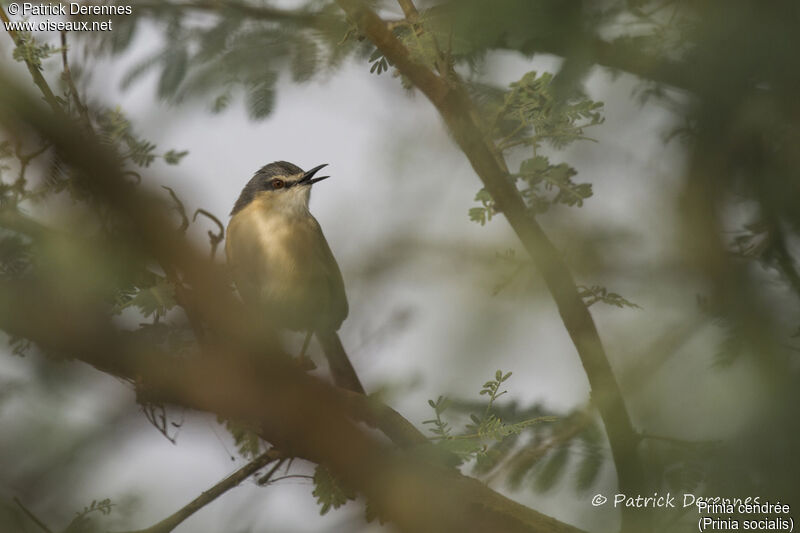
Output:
[
  {"xmin": 141, "ymin": 401, "xmax": 182, "ymax": 444},
  {"xmin": 162, "ymin": 186, "xmax": 190, "ymax": 232},
  {"xmin": 193, "ymin": 208, "xmax": 224, "ymax": 258}
]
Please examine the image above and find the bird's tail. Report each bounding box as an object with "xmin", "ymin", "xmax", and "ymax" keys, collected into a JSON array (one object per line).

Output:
[{"xmin": 315, "ymin": 330, "xmax": 365, "ymax": 394}]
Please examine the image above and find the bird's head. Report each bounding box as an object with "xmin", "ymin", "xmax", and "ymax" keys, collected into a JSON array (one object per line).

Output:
[{"xmin": 230, "ymin": 161, "xmax": 329, "ymax": 216}]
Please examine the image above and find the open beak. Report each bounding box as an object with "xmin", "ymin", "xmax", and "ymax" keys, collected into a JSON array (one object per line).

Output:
[{"xmin": 299, "ymin": 163, "xmax": 330, "ymax": 185}]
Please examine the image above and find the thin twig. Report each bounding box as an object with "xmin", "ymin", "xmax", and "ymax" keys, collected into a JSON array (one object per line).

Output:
[
  {"xmin": 162, "ymin": 186, "xmax": 190, "ymax": 233},
  {"xmin": 193, "ymin": 208, "xmax": 224, "ymax": 259},
  {"xmin": 256, "ymin": 457, "xmax": 286, "ymax": 485},
  {"xmin": 394, "ymin": 0, "xmax": 448, "ymax": 76},
  {"xmin": 266, "ymin": 474, "xmax": 314, "ymax": 484},
  {"xmin": 117, "ymin": 449, "xmax": 283, "ymax": 533},
  {"xmin": 0, "ymin": 6, "xmax": 62, "ymax": 114},
  {"xmin": 13, "ymin": 497, "xmax": 54, "ymax": 533},
  {"xmin": 60, "ymin": 31, "xmax": 92, "ymax": 130},
  {"xmin": 13, "ymin": 140, "xmax": 50, "ymax": 194}
]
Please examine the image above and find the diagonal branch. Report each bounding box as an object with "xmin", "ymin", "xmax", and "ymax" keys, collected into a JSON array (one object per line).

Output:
[
  {"xmin": 335, "ymin": 0, "xmax": 645, "ymax": 528},
  {"xmin": 0, "ymin": 76, "xmax": 587, "ymax": 532},
  {"xmin": 13, "ymin": 498, "xmax": 54, "ymax": 533},
  {"xmin": 0, "ymin": 6, "xmax": 62, "ymax": 114},
  {"xmin": 60, "ymin": 31, "xmax": 92, "ymax": 130},
  {"xmin": 117, "ymin": 449, "xmax": 283, "ymax": 533},
  {"xmin": 396, "ymin": 0, "xmax": 420, "ymax": 20}
]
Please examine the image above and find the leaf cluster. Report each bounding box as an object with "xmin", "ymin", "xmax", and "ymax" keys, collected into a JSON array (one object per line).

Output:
[
  {"xmin": 63, "ymin": 498, "xmax": 114, "ymax": 533},
  {"xmin": 312, "ymin": 464, "xmax": 357, "ymax": 516},
  {"xmin": 217, "ymin": 417, "xmax": 264, "ymax": 460},
  {"xmin": 450, "ymin": 399, "xmax": 609, "ymax": 496},
  {"xmin": 423, "ymin": 370, "xmax": 555, "ymax": 464},
  {"xmin": 470, "ymin": 71, "xmax": 603, "ymax": 224},
  {"xmin": 11, "ymin": 31, "xmax": 63, "ymax": 70},
  {"xmin": 578, "ymin": 285, "xmax": 641, "ymax": 309},
  {"xmin": 97, "ymin": 3, "xmax": 357, "ymax": 120}
]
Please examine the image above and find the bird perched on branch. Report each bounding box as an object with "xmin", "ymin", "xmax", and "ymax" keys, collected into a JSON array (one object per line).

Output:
[{"xmin": 226, "ymin": 161, "xmax": 364, "ymax": 394}]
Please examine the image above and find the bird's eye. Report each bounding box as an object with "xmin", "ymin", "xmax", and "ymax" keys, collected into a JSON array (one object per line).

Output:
[{"xmin": 271, "ymin": 179, "xmax": 285, "ymax": 189}]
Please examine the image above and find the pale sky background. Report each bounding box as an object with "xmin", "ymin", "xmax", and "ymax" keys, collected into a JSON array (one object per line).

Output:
[{"xmin": 0, "ymin": 6, "xmax": 772, "ymax": 533}]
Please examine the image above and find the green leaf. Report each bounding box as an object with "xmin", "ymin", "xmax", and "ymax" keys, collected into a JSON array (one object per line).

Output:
[
  {"xmin": 123, "ymin": 279, "xmax": 177, "ymax": 318},
  {"xmin": 473, "ymin": 433, "xmax": 520, "ymax": 475},
  {"xmin": 111, "ymin": 18, "xmax": 137, "ymax": 54},
  {"xmin": 158, "ymin": 47, "xmax": 189, "ymax": 99},
  {"xmin": 312, "ymin": 465, "xmax": 356, "ymax": 515},
  {"xmin": 291, "ymin": 36, "xmax": 319, "ymax": 83},
  {"xmin": 578, "ymin": 285, "xmax": 641, "ymax": 309},
  {"xmin": 469, "ymin": 206, "xmax": 488, "ymax": 225},
  {"xmin": 219, "ymin": 418, "xmax": 262, "ymax": 459},
  {"xmin": 574, "ymin": 447, "xmax": 603, "ymax": 493},
  {"xmin": 246, "ymin": 74, "xmax": 278, "ymax": 120},
  {"xmin": 163, "ymin": 149, "xmax": 189, "ymax": 165},
  {"xmin": 435, "ymin": 436, "xmax": 485, "ymax": 457},
  {"xmin": 534, "ymin": 445, "xmax": 570, "ymax": 493},
  {"xmin": 520, "ymin": 156, "xmax": 548, "ymax": 174},
  {"xmin": 212, "ymin": 92, "xmax": 231, "ymax": 114}
]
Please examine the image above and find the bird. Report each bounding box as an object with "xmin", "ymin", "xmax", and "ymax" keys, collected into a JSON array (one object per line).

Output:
[{"xmin": 225, "ymin": 161, "xmax": 364, "ymax": 394}]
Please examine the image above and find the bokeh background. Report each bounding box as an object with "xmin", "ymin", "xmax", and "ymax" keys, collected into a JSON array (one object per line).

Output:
[{"xmin": 0, "ymin": 1, "xmax": 798, "ymax": 532}]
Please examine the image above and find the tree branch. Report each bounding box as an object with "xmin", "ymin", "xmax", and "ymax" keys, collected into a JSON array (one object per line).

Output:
[
  {"xmin": 396, "ymin": 0, "xmax": 420, "ymax": 20},
  {"xmin": 13, "ymin": 498, "xmax": 54, "ymax": 533},
  {"xmin": 0, "ymin": 5, "xmax": 62, "ymax": 115},
  {"xmin": 59, "ymin": 31, "xmax": 92, "ymax": 130},
  {"xmin": 333, "ymin": 1, "xmax": 645, "ymax": 529},
  {"xmin": 0, "ymin": 80, "xmax": 586, "ymax": 532},
  {"xmin": 117, "ymin": 449, "xmax": 283, "ymax": 533}
]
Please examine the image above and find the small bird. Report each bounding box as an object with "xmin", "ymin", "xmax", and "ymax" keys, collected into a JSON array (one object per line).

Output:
[{"xmin": 225, "ymin": 161, "xmax": 364, "ymax": 394}]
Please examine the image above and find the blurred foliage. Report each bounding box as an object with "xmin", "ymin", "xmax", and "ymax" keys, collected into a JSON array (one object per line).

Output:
[
  {"xmin": 1, "ymin": 0, "xmax": 800, "ymax": 531},
  {"xmin": 469, "ymin": 71, "xmax": 603, "ymax": 224},
  {"xmin": 313, "ymin": 464, "xmax": 357, "ymax": 516},
  {"xmin": 421, "ymin": 370, "xmax": 559, "ymax": 463},
  {"xmin": 218, "ymin": 417, "xmax": 264, "ymax": 459}
]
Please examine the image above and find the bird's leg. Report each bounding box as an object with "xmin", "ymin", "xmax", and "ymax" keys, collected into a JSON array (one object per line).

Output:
[{"xmin": 295, "ymin": 330, "xmax": 316, "ymax": 371}]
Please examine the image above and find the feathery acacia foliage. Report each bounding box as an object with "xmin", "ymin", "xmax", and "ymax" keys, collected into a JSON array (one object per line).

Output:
[{"xmin": 1, "ymin": 1, "xmax": 799, "ymax": 532}]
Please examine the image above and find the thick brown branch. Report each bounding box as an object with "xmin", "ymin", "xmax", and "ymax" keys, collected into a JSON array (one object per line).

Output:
[
  {"xmin": 0, "ymin": 271, "xmax": 585, "ymax": 533},
  {"xmin": 396, "ymin": 0, "xmax": 420, "ymax": 20},
  {"xmin": 334, "ymin": 1, "xmax": 645, "ymax": 529},
  {"xmin": 0, "ymin": 80, "xmax": 586, "ymax": 532}
]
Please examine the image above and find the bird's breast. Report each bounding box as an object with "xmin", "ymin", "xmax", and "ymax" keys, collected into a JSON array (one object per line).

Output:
[
  {"xmin": 230, "ymin": 207, "xmax": 316, "ymax": 284},
  {"xmin": 226, "ymin": 199, "xmax": 335, "ymax": 330}
]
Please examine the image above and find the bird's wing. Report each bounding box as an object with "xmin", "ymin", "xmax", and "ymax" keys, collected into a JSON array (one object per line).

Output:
[{"xmin": 309, "ymin": 217, "xmax": 349, "ymax": 330}]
